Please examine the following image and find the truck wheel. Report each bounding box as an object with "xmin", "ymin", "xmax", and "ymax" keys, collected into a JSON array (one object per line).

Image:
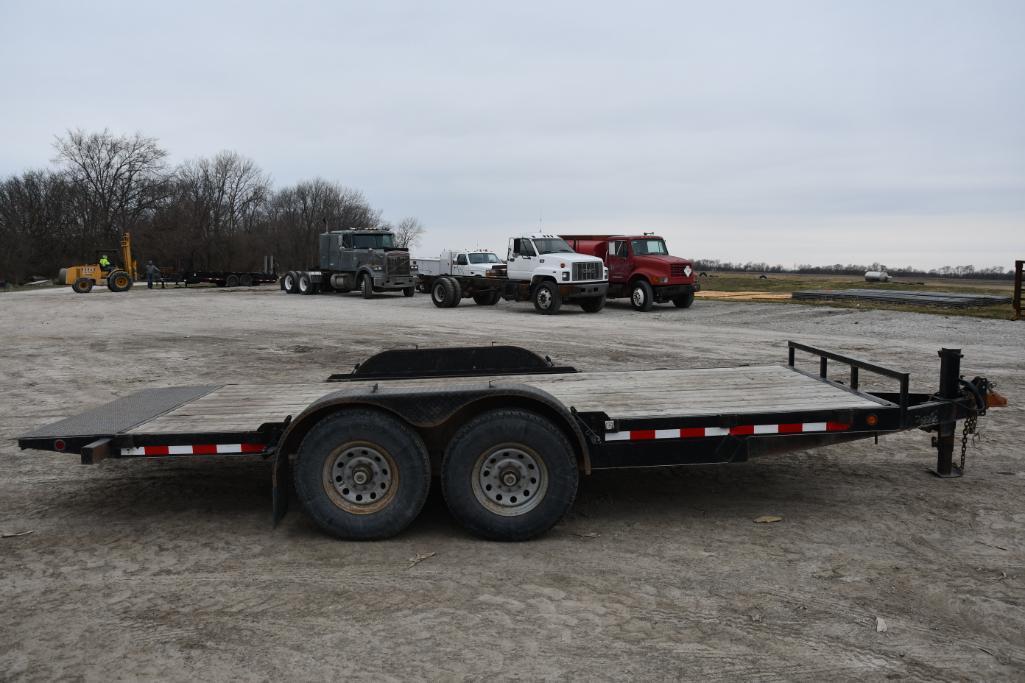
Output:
[
  {"xmin": 402, "ymin": 286, "xmax": 415, "ymax": 297},
  {"xmin": 71, "ymin": 277, "xmax": 93, "ymax": 294},
  {"xmin": 579, "ymin": 296, "xmax": 605, "ymax": 313},
  {"xmin": 532, "ymin": 281, "xmax": 562, "ymax": 314},
  {"xmin": 673, "ymin": 290, "xmax": 695, "ymax": 308},
  {"xmin": 430, "ymin": 279, "xmax": 450, "ymax": 307},
  {"xmin": 298, "ymin": 273, "xmax": 313, "ymax": 295},
  {"xmin": 473, "ymin": 291, "xmax": 499, "ymax": 306},
  {"xmin": 294, "ymin": 409, "xmax": 431, "ymax": 540},
  {"xmin": 107, "ymin": 270, "xmax": 133, "ymax": 292},
  {"xmin": 226, "ymin": 274, "xmax": 240, "ymax": 287},
  {"xmin": 441, "ymin": 409, "xmax": 578, "ymax": 541},
  {"xmin": 360, "ymin": 274, "xmax": 373, "ymax": 299},
  {"xmin": 446, "ymin": 277, "xmax": 462, "ymax": 306},
  {"xmin": 630, "ymin": 280, "xmax": 654, "ymax": 311},
  {"xmin": 240, "ymin": 274, "xmax": 253, "ymax": 287},
  {"xmin": 283, "ymin": 271, "xmax": 299, "ymax": 294}
]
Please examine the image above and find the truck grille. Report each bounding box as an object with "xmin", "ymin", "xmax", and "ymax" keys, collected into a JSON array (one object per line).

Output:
[
  {"xmin": 671, "ymin": 264, "xmax": 688, "ymax": 277},
  {"xmin": 573, "ymin": 262, "xmax": 602, "ymax": 281},
  {"xmin": 386, "ymin": 252, "xmax": 411, "ymax": 276}
]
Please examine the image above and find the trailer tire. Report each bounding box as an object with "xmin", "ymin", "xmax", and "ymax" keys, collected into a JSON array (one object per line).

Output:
[
  {"xmin": 226, "ymin": 274, "xmax": 240, "ymax": 288},
  {"xmin": 579, "ymin": 296, "xmax": 605, "ymax": 313},
  {"xmin": 107, "ymin": 270, "xmax": 133, "ymax": 292},
  {"xmin": 240, "ymin": 273, "xmax": 253, "ymax": 287},
  {"xmin": 360, "ymin": 273, "xmax": 374, "ymax": 299},
  {"xmin": 298, "ymin": 272, "xmax": 313, "ymax": 295},
  {"xmin": 72, "ymin": 277, "xmax": 93, "ymax": 294},
  {"xmin": 441, "ymin": 409, "xmax": 578, "ymax": 541},
  {"xmin": 630, "ymin": 280, "xmax": 654, "ymax": 311},
  {"xmin": 532, "ymin": 281, "xmax": 561, "ymax": 314},
  {"xmin": 673, "ymin": 290, "xmax": 695, "ymax": 308},
  {"xmin": 294, "ymin": 409, "xmax": 431, "ymax": 540}
]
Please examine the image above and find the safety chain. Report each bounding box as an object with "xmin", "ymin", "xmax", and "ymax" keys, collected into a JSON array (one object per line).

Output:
[{"xmin": 960, "ymin": 407, "xmax": 979, "ymax": 473}]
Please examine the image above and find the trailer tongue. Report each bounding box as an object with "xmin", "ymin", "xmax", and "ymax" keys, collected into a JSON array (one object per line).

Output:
[{"xmin": 17, "ymin": 343, "xmax": 999, "ymax": 541}]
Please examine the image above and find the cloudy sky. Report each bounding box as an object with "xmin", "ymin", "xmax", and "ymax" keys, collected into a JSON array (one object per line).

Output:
[{"xmin": 2, "ymin": 0, "xmax": 1022, "ymax": 269}]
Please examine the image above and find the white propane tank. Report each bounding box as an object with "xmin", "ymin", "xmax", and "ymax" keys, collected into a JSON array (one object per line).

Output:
[{"xmin": 865, "ymin": 270, "xmax": 891, "ymax": 282}]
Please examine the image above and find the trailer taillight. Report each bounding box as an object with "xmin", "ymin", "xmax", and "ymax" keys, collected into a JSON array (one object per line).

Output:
[
  {"xmin": 54, "ymin": 439, "xmax": 66, "ymax": 451},
  {"xmin": 866, "ymin": 414, "xmax": 878, "ymax": 427}
]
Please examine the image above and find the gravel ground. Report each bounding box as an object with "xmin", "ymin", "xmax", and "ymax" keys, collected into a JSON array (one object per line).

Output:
[{"xmin": 1, "ymin": 285, "xmax": 1023, "ymax": 680}]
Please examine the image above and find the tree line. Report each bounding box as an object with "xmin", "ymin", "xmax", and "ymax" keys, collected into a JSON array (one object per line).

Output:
[
  {"xmin": 692, "ymin": 259, "xmax": 1015, "ymax": 280},
  {"xmin": 0, "ymin": 129, "xmax": 425, "ymax": 284}
]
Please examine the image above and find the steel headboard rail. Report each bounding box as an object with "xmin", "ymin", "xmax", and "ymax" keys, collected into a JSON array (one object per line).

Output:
[{"xmin": 787, "ymin": 341, "xmax": 910, "ymax": 420}]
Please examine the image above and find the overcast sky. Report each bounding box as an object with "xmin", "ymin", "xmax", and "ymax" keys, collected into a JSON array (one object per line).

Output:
[{"xmin": 1, "ymin": 0, "xmax": 1022, "ymax": 269}]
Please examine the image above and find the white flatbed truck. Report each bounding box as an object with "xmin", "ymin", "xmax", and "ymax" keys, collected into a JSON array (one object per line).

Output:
[{"xmin": 17, "ymin": 343, "xmax": 999, "ymax": 541}]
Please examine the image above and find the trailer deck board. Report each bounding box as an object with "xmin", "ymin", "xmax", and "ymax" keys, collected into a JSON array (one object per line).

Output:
[
  {"xmin": 19, "ymin": 386, "xmax": 218, "ymax": 439},
  {"xmin": 121, "ymin": 365, "xmax": 883, "ymax": 435}
]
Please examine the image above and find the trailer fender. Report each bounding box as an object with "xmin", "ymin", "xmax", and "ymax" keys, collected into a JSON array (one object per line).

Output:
[{"xmin": 271, "ymin": 384, "xmax": 591, "ymax": 524}]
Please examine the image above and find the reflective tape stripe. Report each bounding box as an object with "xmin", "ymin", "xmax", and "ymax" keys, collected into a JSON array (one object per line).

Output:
[
  {"xmin": 120, "ymin": 443, "xmax": 265, "ymax": 456},
  {"xmin": 604, "ymin": 422, "xmax": 851, "ymax": 443}
]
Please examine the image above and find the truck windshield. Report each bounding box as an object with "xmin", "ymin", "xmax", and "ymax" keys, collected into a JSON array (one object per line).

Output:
[
  {"xmin": 353, "ymin": 233, "xmax": 396, "ymax": 249},
  {"xmin": 468, "ymin": 253, "xmax": 500, "ymax": 264},
  {"xmin": 631, "ymin": 239, "xmax": 668, "ymax": 256},
  {"xmin": 532, "ymin": 238, "xmax": 574, "ymax": 254}
]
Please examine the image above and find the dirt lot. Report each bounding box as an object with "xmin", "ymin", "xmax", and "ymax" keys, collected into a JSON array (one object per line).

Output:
[{"xmin": 1, "ymin": 285, "xmax": 1023, "ymax": 680}]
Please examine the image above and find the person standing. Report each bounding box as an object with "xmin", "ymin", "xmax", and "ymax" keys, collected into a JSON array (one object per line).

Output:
[{"xmin": 145, "ymin": 260, "xmax": 160, "ymax": 289}]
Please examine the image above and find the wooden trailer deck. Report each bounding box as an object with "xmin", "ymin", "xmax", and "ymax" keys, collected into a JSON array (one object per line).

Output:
[{"xmin": 125, "ymin": 365, "xmax": 882, "ymax": 435}]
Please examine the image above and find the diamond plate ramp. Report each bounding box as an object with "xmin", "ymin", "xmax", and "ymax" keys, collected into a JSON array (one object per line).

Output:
[{"xmin": 19, "ymin": 386, "xmax": 220, "ymax": 439}]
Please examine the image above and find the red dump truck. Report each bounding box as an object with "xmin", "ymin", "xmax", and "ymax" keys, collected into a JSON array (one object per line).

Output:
[{"xmin": 561, "ymin": 234, "xmax": 699, "ymax": 311}]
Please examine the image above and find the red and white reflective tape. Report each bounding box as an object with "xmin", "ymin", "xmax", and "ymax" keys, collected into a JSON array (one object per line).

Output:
[
  {"xmin": 120, "ymin": 443, "xmax": 265, "ymax": 456},
  {"xmin": 605, "ymin": 422, "xmax": 850, "ymax": 442}
]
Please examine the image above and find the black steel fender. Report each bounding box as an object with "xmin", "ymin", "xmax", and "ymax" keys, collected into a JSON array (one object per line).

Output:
[{"xmin": 271, "ymin": 383, "xmax": 591, "ymax": 524}]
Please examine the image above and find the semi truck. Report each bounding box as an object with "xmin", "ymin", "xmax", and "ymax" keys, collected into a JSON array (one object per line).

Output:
[
  {"xmin": 421, "ymin": 234, "xmax": 608, "ymax": 314},
  {"xmin": 16, "ymin": 343, "xmax": 1002, "ymax": 542},
  {"xmin": 282, "ymin": 228, "xmax": 416, "ymax": 298},
  {"xmin": 561, "ymin": 234, "xmax": 699, "ymax": 311}
]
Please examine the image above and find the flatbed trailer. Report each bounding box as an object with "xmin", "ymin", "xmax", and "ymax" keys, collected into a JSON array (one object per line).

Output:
[
  {"xmin": 174, "ymin": 271, "xmax": 278, "ymax": 287},
  {"xmin": 17, "ymin": 343, "xmax": 1000, "ymax": 541}
]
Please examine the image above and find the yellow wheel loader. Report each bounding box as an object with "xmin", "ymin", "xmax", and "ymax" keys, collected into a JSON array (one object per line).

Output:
[{"xmin": 58, "ymin": 232, "xmax": 138, "ymax": 294}]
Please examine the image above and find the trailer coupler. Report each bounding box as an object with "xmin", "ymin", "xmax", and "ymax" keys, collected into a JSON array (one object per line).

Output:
[{"xmin": 930, "ymin": 349, "xmax": 1002, "ymax": 478}]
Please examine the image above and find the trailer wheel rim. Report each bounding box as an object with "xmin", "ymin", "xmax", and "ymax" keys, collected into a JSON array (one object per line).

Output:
[
  {"xmin": 632, "ymin": 285, "xmax": 645, "ymax": 307},
  {"xmin": 471, "ymin": 444, "xmax": 548, "ymax": 516},
  {"xmin": 535, "ymin": 287, "xmax": 553, "ymax": 310},
  {"xmin": 284, "ymin": 274, "xmax": 294, "ymax": 290},
  {"xmin": 322, "ymin": 442, "xmax": 398, "ymax": 514},
  {"xmin": 299, "ymin": 277, "xmax": 308, "ymax": 293}
]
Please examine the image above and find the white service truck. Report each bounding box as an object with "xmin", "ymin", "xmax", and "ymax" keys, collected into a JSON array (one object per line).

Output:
[
  {"xmin": 414, "ymin": 249, "xmax": 505, "ymax": 280},
  {"xmin": 422, "ymin": 234, "xmax": 609, "ymax": 314}
]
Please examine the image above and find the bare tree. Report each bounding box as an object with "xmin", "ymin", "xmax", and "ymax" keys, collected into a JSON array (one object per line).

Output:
[
  {"xmin": 0, "ymin": 170, "xmax": 77, "ymax": 282},
  {"xmin": 175, "ymin": 151, "xmax": 270, "ymax": 269},
  {"xmin": 53, "ymin": 129, "xmax": 169, "ymax": 242},
  {"xmin": 268, "ymin": 179, "xmax": 381, "ymax": 269},
  {"xmin": 392, "ymin": 216, "xmax": 425, "ymax": 249}
]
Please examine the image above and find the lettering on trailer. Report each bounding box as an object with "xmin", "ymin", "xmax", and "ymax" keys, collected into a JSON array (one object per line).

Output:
[
  {"xmin": 605, "ymin": 422, "xmax": 851, "ymax": 442},
  {"xmin": 120, "ymin": 443, "xmax": 265, "ymax": 456}
]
